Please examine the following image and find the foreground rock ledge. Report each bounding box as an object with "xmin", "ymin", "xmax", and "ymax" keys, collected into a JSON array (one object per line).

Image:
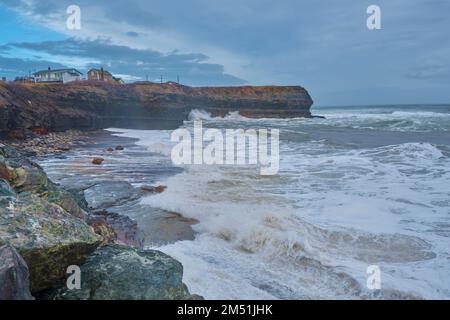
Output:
[
  {"xmin": 53, "ymin": 245, "xmax": 201, "ymax": 300},
  {"xmin": 0, "ymin": 144, "xmax": 101, "ymax": 293},
  {"xmin": 0, "ymin": 193, "xmax": 101, "ymax": 292}
]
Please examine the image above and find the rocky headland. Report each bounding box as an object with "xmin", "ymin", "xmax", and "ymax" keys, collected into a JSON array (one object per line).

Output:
[{"xmin": 0, "ymin": 81, "xmax": 313, "ymax": 138}]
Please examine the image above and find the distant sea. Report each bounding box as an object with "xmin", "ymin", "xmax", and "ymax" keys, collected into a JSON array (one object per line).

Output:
[{"xmin": 42, "ymin": 105, "xmax": 450, "ymax": 299}]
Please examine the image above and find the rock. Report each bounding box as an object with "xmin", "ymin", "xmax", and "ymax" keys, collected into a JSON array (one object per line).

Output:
[
  {"xmin": 46, "ymin": 190, "xmax": 88, "ymax": 220},
  {"xmin": 0, "ymin": 194, "xmax": 101, "ymax": 292},
  {"xmin": 140, "ymin": 185, "xmax": 167, "ymax": 194},
  {"xmin": 8, "ymin": 129, "xmax": 26, "ymax": 140},
  {"xmin": 0, "ymin": 162, "xmax": 10, "ymax": 180},
  {"xmin": 84, "ymin": 181, "xmax": 139, "ymax": 210},
  {"xmin": 30, "ymin": 127, "xmax": 48, "ymax": 135},
  {"xmin": 115, "ymin": 145, "xmax": 124, "ymax": 151},
  {"xmin": 9, "ymin": 163, "xmax": 56, "ymax": 194},
  {"xmin": 106, "ymin": 147, "xmax": 114, "ymax": 152},
  {"xmin": 56, "ymin": 145, "xmax": 71, "ymax": 151},
  {"xmin": 0, "ymin": 244, "xmax": 34, "ymax": 300},
  {"xmin": 88, "ymin": 210, "xmax": 144, "ymax": 248},
  {"xmin": 87, "ymin": 217, "xmax": 116, "ymax": 246},
  {"xmin": 92, "ymin": 157, "xmax": 104, "ymax": 165},
  {"xmin": 0, "ymin": 144, "xmax": 19, "ymax": 158},
  {"xmin": 0, "ymin": 178, "xmax": 16, "ymax": 208},
  {"xmin": 53, "ymin": 245, "xmax": 199, "ymax": 300}
]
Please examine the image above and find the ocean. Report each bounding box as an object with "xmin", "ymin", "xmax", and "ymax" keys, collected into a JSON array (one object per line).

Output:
[{"xmin": 40, "ymin": 105, "xmax": 450, "ymax": 299}]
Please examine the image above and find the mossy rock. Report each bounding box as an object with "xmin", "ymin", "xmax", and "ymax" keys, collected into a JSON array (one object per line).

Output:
[
  {"xmin": 0, "ymin": 194, "xmax": 100, "ymax": 292},
  {"xmin": 53, "ymin": 245, "xmax": 200, "ymax": 300}
]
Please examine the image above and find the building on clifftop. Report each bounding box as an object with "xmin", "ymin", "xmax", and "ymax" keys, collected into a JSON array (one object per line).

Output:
[
  {"xmin": 87, "ymin": 68, "xmax": 123, "ymax": 84},
  {"xmin": 33, "ymin": 67, "xmax": 83, "ymax": 83}
]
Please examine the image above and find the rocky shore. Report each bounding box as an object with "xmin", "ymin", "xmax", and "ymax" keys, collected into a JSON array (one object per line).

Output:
[{"xmin": 0, "ymin": 136, "xmax": 200, "ymax": 300}]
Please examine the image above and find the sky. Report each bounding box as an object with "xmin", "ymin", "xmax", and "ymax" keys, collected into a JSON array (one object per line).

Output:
[{"xmin": 0, "ymin": 0, "xmax": 449, "ymax": 106}]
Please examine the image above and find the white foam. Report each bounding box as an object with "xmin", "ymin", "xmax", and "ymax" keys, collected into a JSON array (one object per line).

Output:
[{"xmin": 110, "ymin": 112, "xmax": 450, "ymax": 299}]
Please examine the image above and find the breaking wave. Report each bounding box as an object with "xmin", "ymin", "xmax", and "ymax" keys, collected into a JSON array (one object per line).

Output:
[{"xmin": 115, "ymin": 105, "xmax": 450, "ymax": 299}]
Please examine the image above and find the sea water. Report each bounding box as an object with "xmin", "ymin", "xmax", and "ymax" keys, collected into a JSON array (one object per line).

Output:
[{"xmin": 42, "ymin": 105, "xmax": 450, "ymax": 299}]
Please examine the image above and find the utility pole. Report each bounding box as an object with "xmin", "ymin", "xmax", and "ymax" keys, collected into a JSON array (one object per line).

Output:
[
  {"xmin": 146, "ymin": 74, "xmax": 149, "ymax": 82},
  {"xmin": 160, "ymin": 75, "xmax": 163, "ymax": 84},
  {"xmin": 177, "ymin": 75, "xmax": 180, "ymax": 84}
]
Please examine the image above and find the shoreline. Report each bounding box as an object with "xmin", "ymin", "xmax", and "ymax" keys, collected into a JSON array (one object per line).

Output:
[
  {"xmin": 22, "ymin": 128, "xmax": 198, "ymax": 247},
  {"xmin": 0, "ymin": 129, "xmax": 201, "ymax": 299}
]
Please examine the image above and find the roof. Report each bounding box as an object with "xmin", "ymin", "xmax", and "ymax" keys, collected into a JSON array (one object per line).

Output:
[
  {"xmin": 87, "ymin": 68, "xmax": 113, "ymax": 76},
  {"xmin": 33, "ymin": 68, "xmax": 83, "ymax": 76}
]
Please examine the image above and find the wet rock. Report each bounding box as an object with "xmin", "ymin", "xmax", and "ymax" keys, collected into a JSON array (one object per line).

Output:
[
  {"xmin": 115, "ymin": 145, "xmax": 124, "ymax": 151},
  {"xmin": 56, "ymin": 145, "xmax": 71, "ymax": 151},
  {"xmin": 8, "ymin": 163, "xmax": 56, "ymax": 194},
  {"xmin": 92, "ymin": 157, "xmax": 104, "ymax": 165},
  {"xmin": 0, "ymin": 178, "xmax": 16, "ymax": 208},
  {"xmin": 106, "ymin": 202, "xmax": 196, "ymax": 247},
  {"xmin": 46, "ymin": 190, "xmax": 88, "ymax": 220},
  {"xmin": 88, "ymin": 217, "xmax": 116, "ymax": 246},
  {"xmin": 106, "ymin": 147, "xmax": 114, "ymax": 152},
  {"xmin": 84, "ymin": 180, "xmax": 139, "ymax": 210},
  {"xmin": 88, "ymin": 210, "xmax": 144, "ymax": 248},
  {"xmin": 53, "ymin": 245, "xmax": 199, "ymax": 300},
  {"xmin": 140, "ymin": 185, "xmax": 167, "ymax": 194},
  {"xmin": 0, "ymin": 194, "xmax": 101, "ymax": 292},
  {"xmin": 0, "ymin": 244, "xmax": 34, "ymax": 300},
  {"xmin": 0, "ymin": 144, "xmax": 19, "ymax": 158},
  {"xmin": 0, "ymin": 162, "xmax": 10, "ymax": 180}
]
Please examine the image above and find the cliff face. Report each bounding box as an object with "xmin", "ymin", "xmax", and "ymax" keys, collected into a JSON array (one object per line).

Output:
[{"xmin": 0, "ymin": 81, "xmax": 313, "ymax": 135}]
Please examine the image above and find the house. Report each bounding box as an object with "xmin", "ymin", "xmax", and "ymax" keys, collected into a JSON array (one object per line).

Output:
[
  {"xmin": 33, "ymin": 67, "xmax": 82, "ymax": 83},
  {"xmin": 87, "ymin": 68, "xmax": 123, "ymax": 84}
]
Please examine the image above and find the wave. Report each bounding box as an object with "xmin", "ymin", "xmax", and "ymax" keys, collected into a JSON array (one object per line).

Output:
[
  {"xmin": 188, "ymin": 109, "xmax": 250, "ymax": 121},
  {"xmin": 107, "ymin": 121, "xmax": 450, "ymax": 299},
  {"xmin": 141, "ymin": 153, "xmax": 443, "ymax": 298}
]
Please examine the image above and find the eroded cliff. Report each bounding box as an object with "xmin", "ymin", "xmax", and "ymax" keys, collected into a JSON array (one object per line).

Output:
[{"xmin": 0, "ymin": 81, "xmax": 313, "ymax": 136}]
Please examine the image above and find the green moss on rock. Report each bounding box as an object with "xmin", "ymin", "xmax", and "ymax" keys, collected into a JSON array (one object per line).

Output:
[{"xmin": 53, "ymin": 245, "xmax": 201, "ymax": 300}]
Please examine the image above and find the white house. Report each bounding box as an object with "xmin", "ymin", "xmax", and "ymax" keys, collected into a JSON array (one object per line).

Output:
[{"xmin": 33, "ymin": 67, "xmax": 83, "ymax": 83}]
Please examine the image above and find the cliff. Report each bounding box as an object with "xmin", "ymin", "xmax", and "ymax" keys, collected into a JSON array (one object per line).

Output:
[{"xmin": 0, "ymin": 81, "xmax": 313, "ymax": 136}]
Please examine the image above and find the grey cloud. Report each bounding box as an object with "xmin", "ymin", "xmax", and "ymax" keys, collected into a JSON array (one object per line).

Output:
[
  {"xmin": 0, "ymin": 55, "xmax": 66, "ymax": 78},
  {"xmin": 0, "ymin": 38, "xmax": 246, "ymax": 85},
  {"xmin": 125, "ymin": 31, "xmax": 140, "ymax": 38},
  {"xmin": 2, "ymin": 0, "xmax": 450, "ymax": 104}
]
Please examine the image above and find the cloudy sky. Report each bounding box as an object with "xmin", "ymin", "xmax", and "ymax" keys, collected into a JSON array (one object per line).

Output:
[{"xmin": 0, "ymin": 0, "xmax": 449, "ymax": 105}]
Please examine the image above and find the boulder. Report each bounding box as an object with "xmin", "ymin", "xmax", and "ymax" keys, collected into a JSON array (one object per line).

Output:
[
  {"xmin": 46, "ymin": 190, "xmax": 88, "ymax": 220},
  {"xmin": 140, "ymin": 185, "xmax": 167, "ymax": 194},
  {"xmin": 115, "ymin": 145, "xmax": 124, "ymax": 151},
  {"xmin": 92, "ymin": 157, "xmax": 104, "ymax": 165},
  {"xmin": 0, "ymin": 244, "xmax": 34, "ymax": 300},
  {"xmin": 0, "ymin": 143, "xmax": 20, "ymax": 158},
  {"xmin": 0, "ymin": 162, "xmax": 10, "ymax": 180},
  {"xmin": 87, "ymin": 218, "xmax": 116, "ymax": 246},
  {"xmin": 0, "ymin": 194, "xmax": 100, "ymax": 292},
  {"xmin": 53, "ymin": 245, "xmax": 199, "ymax": 300},
  {"xmin": 88, "ymin": 210, "xmax": 144, "ymax": 248},
  {"xmin": 84, "ymin": 180, "xmax": 139, "ymax": 210},
  {"xmin": 8, "ymin": 163, "xmax": 56, "ymax": 194}
]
